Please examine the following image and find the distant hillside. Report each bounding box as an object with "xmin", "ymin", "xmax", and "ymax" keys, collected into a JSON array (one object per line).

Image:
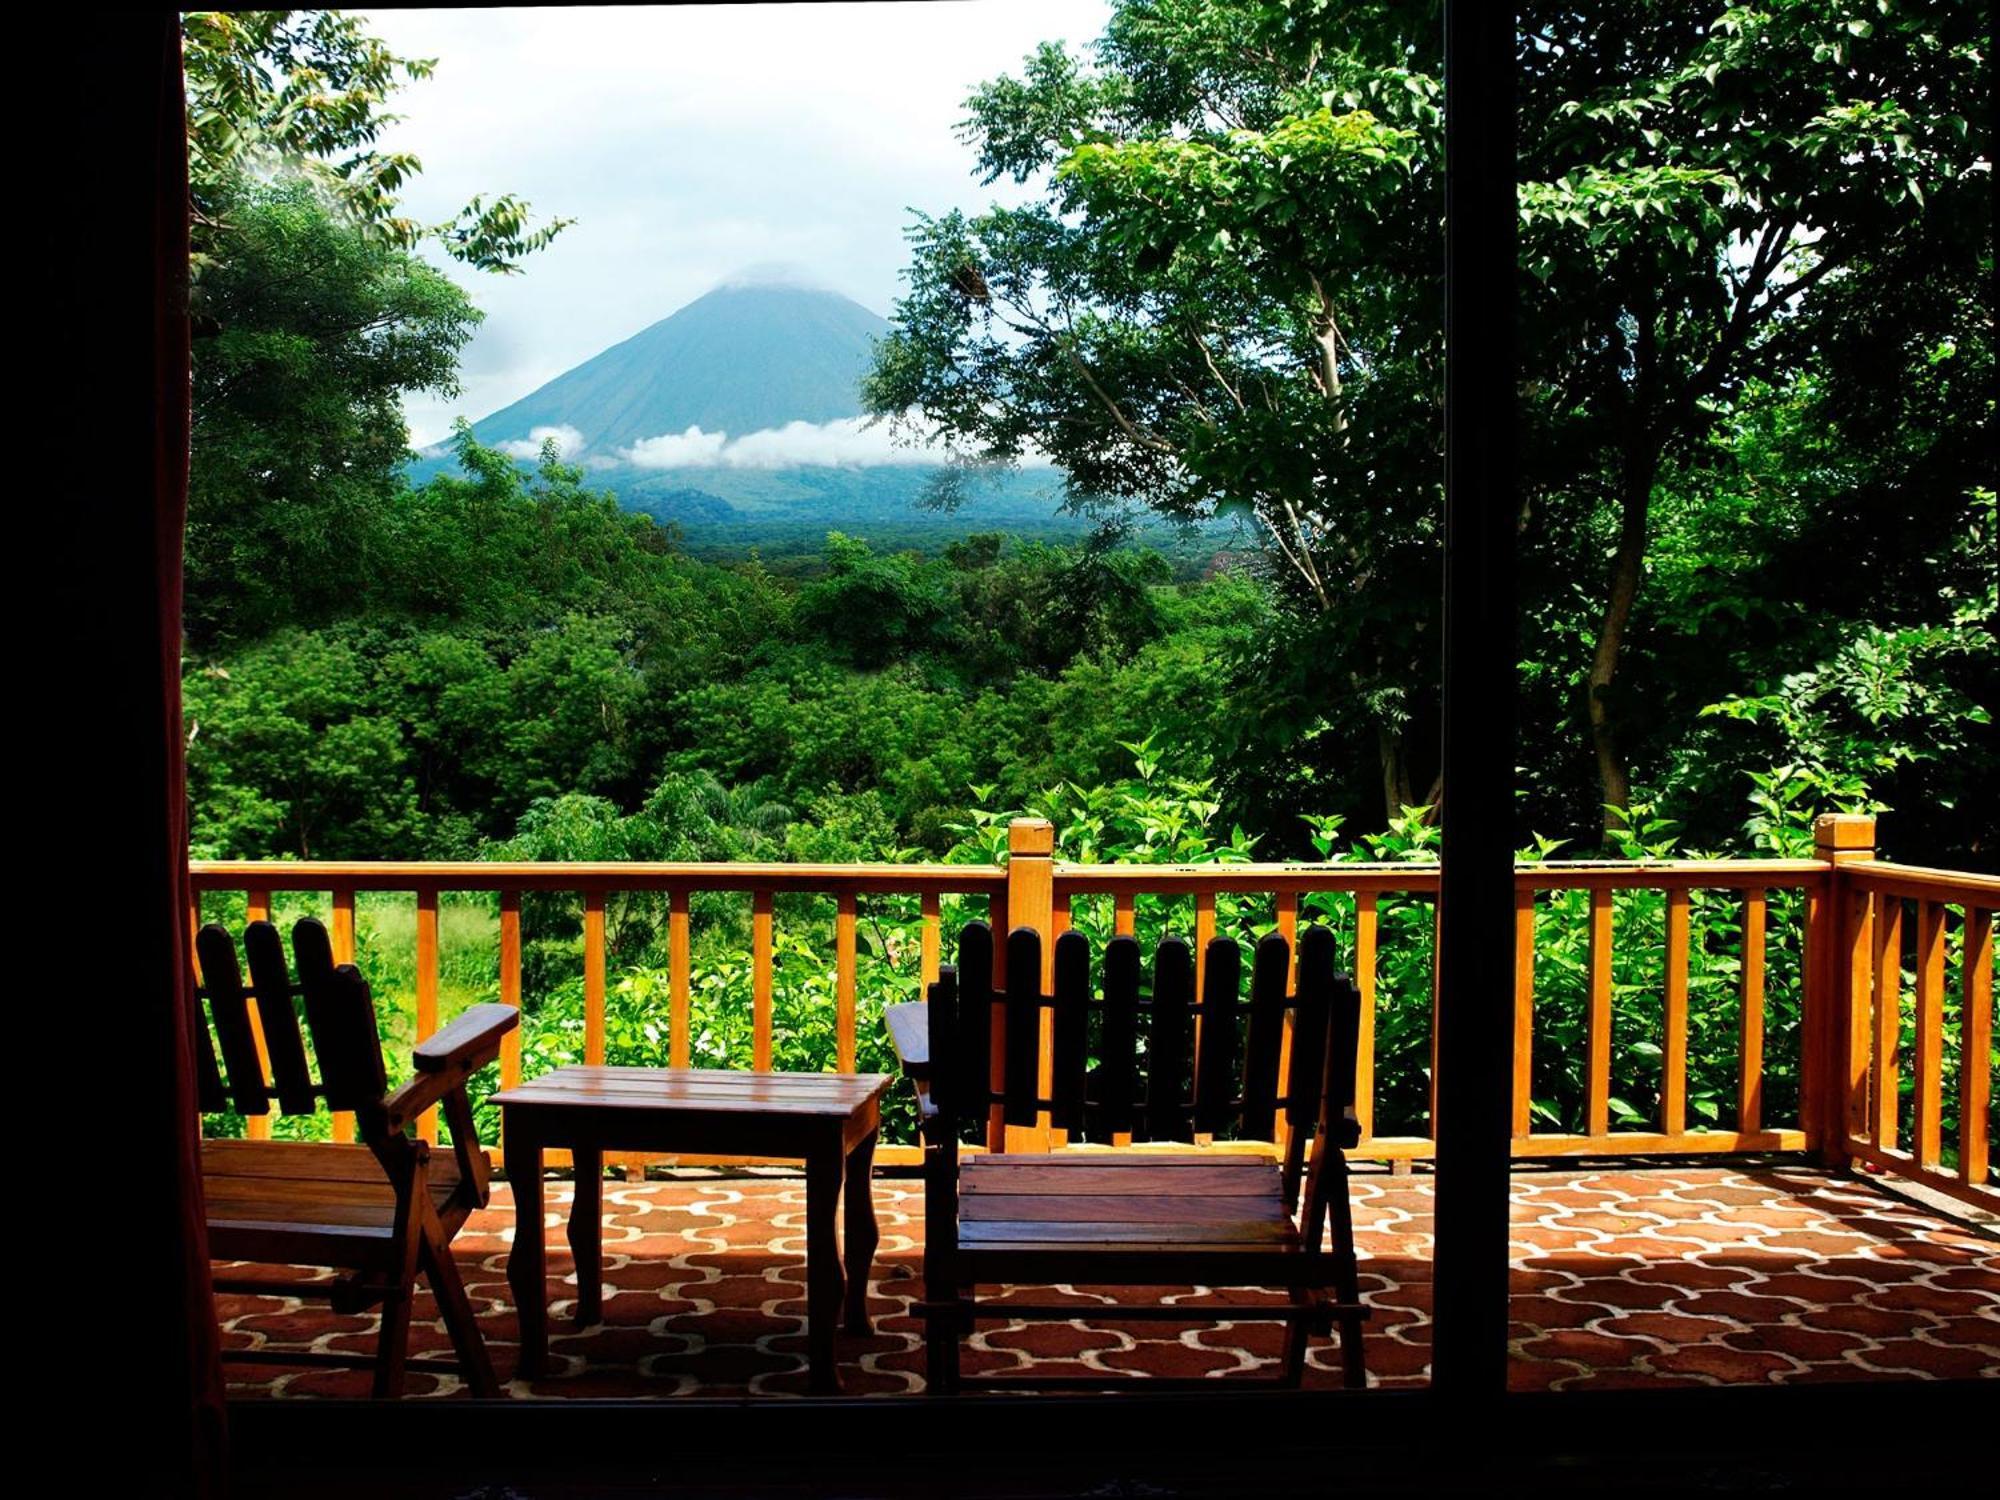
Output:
[
  {"xmin": 407, "ymin": 274, "xmax": 1251, "ymax": 567},
  {"xmin": 466, "ymin": 281, "xmax": 888, "ymax": 456}
]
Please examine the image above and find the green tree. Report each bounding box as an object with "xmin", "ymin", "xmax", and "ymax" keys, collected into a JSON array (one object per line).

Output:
[
  {"xmin": 184, "ymin": 629, "xmax": 423, "ymax": 858},
  {"xmin": 865, "ymin": 0, "xmax": 1448, "ymax": 818},
  {"xmin": 186, "ymin": 180, "xmax": 479, "ymax": 641},
  {"xmin": 1516, "ymin": 0, "xmax": 1990, "ymax": 832}
]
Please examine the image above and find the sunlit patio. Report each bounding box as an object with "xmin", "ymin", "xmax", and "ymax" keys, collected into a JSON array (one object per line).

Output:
[{"xmin": 211, "ymin": 1160, "xmax": 1996, "ymax": 1399}]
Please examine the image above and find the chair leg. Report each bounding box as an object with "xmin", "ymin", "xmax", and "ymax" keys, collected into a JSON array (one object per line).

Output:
[
  {"xmin": 925, "ymin": 1299, "xmax": 962, "ymax": 1395},
  {"xmin": 373, "ymin": 1287, "xmax": 413, "ymax": 1399},
  {"xmin": 1280, "ymin": 1289, "xmax": 1315, "ymax": 1386},
  {"xmin": 922, "ymin": 1138, "xmax": 961, "ymax": 1395},
  {"xmin": 376, "ymin": 1157, "xmax": 429, "ymax": 1400},
  {"xmin": 1327, "ymin": 1165, "xmax": 1367, "ymax": 1390},
  {"xmin": 423, "ymin": 1228, "xmax": 499, "ymax": 1398}
]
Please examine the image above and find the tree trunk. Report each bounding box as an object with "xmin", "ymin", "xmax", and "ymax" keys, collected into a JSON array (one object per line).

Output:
[
  {"xmin": 1378, "ymin": 724, "xmax": 1415, "ymax": 823},
  {"xmin": 1585, "ymin": 440, "xmax": 1660, "ymax": 842}
]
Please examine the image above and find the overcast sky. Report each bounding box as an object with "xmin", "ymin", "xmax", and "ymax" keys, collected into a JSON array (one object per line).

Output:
[{"xmin": 356, "ymin": 2, "xmax": 1115, "ymax": 447}]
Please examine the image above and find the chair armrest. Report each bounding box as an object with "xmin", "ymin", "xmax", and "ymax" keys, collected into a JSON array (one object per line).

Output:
[
  {"xmin": 1333, "ymin": 1105, "xmax": 1362, "ymax": 1151},
  {"xmin": 413, "ymin": 1003, "xmax": 519, "ymax": 1073},
  {"xmin": 379, "ymin": 1004, "xmax": 519, "ymax": 1135},
  {"xmin": 884, "ymin": 1001, "xmax": 930, "ymax": 1081}
]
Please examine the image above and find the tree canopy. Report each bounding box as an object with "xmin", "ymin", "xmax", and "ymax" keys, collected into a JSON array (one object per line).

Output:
[{"xmin": 868, "ymin": 0, "xmax": 1992, "ymax": 848}]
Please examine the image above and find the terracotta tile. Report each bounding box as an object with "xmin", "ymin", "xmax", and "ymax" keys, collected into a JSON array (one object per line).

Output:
[
  {"xmin": 1644, "ymin": 1343, "xmax": 1797, "ymax": 1383},
  {"xmin": 1718, "ymin": 1326, "xmax": 1867, "ymax": 1361},
  {"xmin": 1851, "ymin": 1339, "xmax": 1999, "ymax": 1379},
  {"xmin": 1601, "ymin": 1312, "xmax": 1739, "ymax": 1345}
]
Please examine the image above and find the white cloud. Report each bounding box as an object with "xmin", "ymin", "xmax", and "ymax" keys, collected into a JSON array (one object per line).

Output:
[
  {"xmin": 617, "ymin": 415, "xmax": 1056, "ymax": 471},
  {"xmin": 620, "ymin": 425, "xmax": 730, "ymax": 468},
  {"xmin": 496, "ymin": 423, "xmax": 586, "ymax": 460},
  {"xmin": 618, "ymin": 417, "xmax": 918, "ymax": 469},
  {"xmin": 717, "ymin": 417, "xmax": 938, "ymax": 468}
]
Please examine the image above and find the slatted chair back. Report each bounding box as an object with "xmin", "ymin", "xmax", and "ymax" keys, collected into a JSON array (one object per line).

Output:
[
  {"xmin": 926, "ymin": 922, "xmax": 1362, "ymax": 1177},
  {"xmin": 194, "ymin": 916, "xmax": 391, "ymax": 1140}
]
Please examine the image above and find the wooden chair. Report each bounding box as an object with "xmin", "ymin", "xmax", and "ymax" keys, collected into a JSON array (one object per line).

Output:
[
  {"xmin": 194, "ymin": 917, "xmax": 518, "ymax": 1397},
  {"xmin": 885, "ymin": 921, "xmax": 1369, "ymax": 1393}
]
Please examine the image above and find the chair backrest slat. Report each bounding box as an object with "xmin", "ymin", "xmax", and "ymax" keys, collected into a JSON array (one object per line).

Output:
[
  {"xmin": 1192, "ymin": 937, "xmax": 1241, "ymax": 1135},
  {"xmin": 1050, "ymin": 930, "xmax": 1091, "ymax": 1131},
  {"xmin": 292, "ymin": 917, "xmax": 388, "ymax": 1115},
  {"xmin": 1002, "ymin": 927, "xmax": 1043, "ymax": 1126},
  {"xmin": 197, "ymin": 923, "xmax": 270, "ymax": 1117},
  {"xmin": 195, "ymin": 997, "xmax": 229, "ymax": 1116},
  {"xmin": 1099, "ymin": 935, "xmax": 1143, "ymax": 1136},
  {"xmin": 1241, "ymin": 933, "xmax": 1291, "ymax": 1138},
  {"xmin": 954, "ymin": 922, "xmax": 994, "ymax": 1118},
  {"xmin": 242, "ymin": 920, "xmax": 318, "ymax": 1114},
  {"xmin": 932, "ymin": 921, "xmax": 1357, "ymax": 1156},
  {"xmin": 928, "ymin": 965, "xmax": 960, "ymax": 1115},
  {"xmin": 1146, "ymin": 936, "xmax": 1194, "ymax": 1142},
  {"xmin": 1286, "ymin": 925, "xmax": 1337, "ymax": 1133}
]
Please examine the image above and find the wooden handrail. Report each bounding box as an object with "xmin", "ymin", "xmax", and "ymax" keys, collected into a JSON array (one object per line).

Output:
[
  {"xmin": 187, "ymin": 857, "xmax": 1829, "ymax": 895},
  {"xmin": 190, "ymin": 860, "xmax": 1007, "ymax": 894},
  {"xmin": 1840, "ymin": 861, "xmax": 2000, "ymax": 904}
]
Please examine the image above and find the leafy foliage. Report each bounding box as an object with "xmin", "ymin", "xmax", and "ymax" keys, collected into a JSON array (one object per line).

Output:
[{"xmin": 183, "ymin": 10, "xmax": 570, "ymax": 277}]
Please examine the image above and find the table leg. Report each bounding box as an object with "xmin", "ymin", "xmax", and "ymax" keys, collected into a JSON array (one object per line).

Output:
[
  {"xmin": 804, "ymin": 1136, "xmax": 846, "ymax": 1394},
  {"xmin": 569, "ymin": 1145, "xmax": 603, "ymax": 1328},
  {"xmin": 843, "ymin": 1128, "xmax": 879, "ymax": 1335},
  {"xmin": 505, "ymin": 1116, "xmax": 548, "ymax": 1380}
]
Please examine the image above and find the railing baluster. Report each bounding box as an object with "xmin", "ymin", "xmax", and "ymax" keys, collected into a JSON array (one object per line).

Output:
[
  {"xmin": 1355, "ymin": 891, "xmax": 1378, "ymax": 1142},
  {"xmin": 1512, "ymin": 886, "xmax": 1535, "ymax": 1141},
  {"xmin": 1587, "ymin": 886, "xmax": 1612, "ymax": 1140},
  {"xmin": 1274, "ymin": 892, "xmax": 1299, "ymax": 1150},
  {"xmin": 1739, "ymin": 890, "xmax": 1765, "ymax": 1134},
  {"xmin": 1194, "ymin": 887, "xmax": 1216, "ymax": 1006},
  {"xmin": 836, "ymin": 891, "xmax": 858, "ymax": 1073},
  {"xmin": 415, "ymin": 889, "xmax": 440, "ymax": 1142},
  {"xmin": 1961, "ymin": 906, "xmax": 1992, "ymax": 1186},
  {"xmin": 499, "ymin": 891, "xmax": 522, "ymax": 1088},
  {"xmin": 1113, "ymin": 890, "xmax": 1135, "ymax": 937},
  {"xmin": 1912, "ymin": 900, "xmax": 1945, "ymax": 1168},
  {"xmin": 583, "ymin": 890, "xmax": 607, "ymax": 1068},
  {"xmin": 329, "ymin": 885, "xmax": 356, "ymax": 1142},
  {"xmin": 1871, "ymin": 892, "xmax": 1903, "ymax": 1149},
  {"xmin": 1663, "ymin": 887, "xmax": 1689, "ymax": 1136},
  {"xmin": 1844, "ymin": 881, "xmax": 1875, "ymax": 1145},
  {"xmin": 1045, "ymin": 896, "xmax": 1071, "ymax": 1144},
  {"xmin": 752, "ymin": 889, "xmax": 774, "ymax": 1071},
  {"xmin": 669, "ymin": 896, "xmax": 692, "ymax": 1069},
  {"xmin": 243, "ymin": 887, "xmax": 274, "ymax": 1141},
  {"xmin": 919, "ymin": 890, "xmax": 941, "ymax": 987}
]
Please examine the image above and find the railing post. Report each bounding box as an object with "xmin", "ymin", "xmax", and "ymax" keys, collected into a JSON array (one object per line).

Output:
[
  {"xmin": 1810, "ymin": 813, "xmax": 1875, "ymax": 1166},
  {"xmin": 1000, "ymin": 818, "xmax": 1055, "ymax": 1152}
]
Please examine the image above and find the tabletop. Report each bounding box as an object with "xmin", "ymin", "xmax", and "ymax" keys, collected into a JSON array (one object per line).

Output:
[{"xmin": 494, "ymin": 1065, "xmax": 892, "ymax": 1117}]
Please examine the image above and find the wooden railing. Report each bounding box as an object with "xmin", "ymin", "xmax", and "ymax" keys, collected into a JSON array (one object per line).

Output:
[
  {"xmin": 188, "ymin": 814, "xmax": 1996, "ymax": 1201},
  {"xmin": 1830, "ymin": 853, "xmax": 1996, "ymax": 1211}
]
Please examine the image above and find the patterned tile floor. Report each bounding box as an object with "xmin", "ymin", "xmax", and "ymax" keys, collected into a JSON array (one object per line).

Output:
[{"xmin": 216, "ymin": 1162, "xmax": 1998, "ymax": 1398}]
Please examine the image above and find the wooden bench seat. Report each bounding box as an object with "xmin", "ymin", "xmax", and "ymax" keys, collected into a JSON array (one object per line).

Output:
[{"xmin": 203, "ymin": 1140, "xmax": 480, "ymax": 1266}]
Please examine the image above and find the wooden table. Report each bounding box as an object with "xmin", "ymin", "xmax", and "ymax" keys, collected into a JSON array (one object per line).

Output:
[{"xmin": 496, "ymin": 1066, "xmax": 893, "ymax": 1394}]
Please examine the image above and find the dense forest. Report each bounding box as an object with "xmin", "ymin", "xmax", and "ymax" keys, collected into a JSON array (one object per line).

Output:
[{"xmin": 183, "ymin": 6, "xmax": 1991, "ymax": 1146}]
